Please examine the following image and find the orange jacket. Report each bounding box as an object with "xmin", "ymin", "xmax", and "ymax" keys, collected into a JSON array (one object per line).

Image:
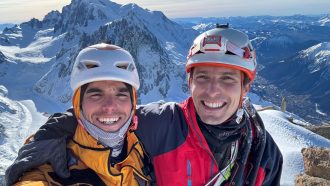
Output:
[{"xmin": 14, "ymin": 125, "xmax": 151, "ymax": 186}]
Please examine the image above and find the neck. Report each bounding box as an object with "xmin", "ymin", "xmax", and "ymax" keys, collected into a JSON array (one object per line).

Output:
[{"xmin": 196, "ymin": 113, "xmax": 246, "ymax": 142}]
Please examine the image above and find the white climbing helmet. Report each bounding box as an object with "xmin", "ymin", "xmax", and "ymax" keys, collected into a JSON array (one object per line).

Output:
[
  {"xmin": 70, "ymin": 43, "xmax": 140, "ymax": 92},
  {"xmin": 186, "ymin": 24, "xmax": 257, "ymax": 81}
]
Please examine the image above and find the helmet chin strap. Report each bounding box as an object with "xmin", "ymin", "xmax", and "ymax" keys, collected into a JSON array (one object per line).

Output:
[
  {"xmin": 238, "ymin": 73, "xmax": 251, "ymax": 108},
  {"xmin": 236, "ymin": 73, "xmax": 251, "ymax": 124},
  {"xmin": 129, "ymin": 88, "xmax": 138, "ymax": 131}
]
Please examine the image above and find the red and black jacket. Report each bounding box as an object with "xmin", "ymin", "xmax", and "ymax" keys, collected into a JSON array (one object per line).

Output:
[{"xmin": 135, "ymin": 97, "xmax": 283, "ymax": 186}]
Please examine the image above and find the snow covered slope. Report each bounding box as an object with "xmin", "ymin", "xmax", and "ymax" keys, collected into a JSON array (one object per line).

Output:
[
  {"xmin": 260, "ymin": 110, "xmax": 330, "ymax": 185},
  {"xmin": 0, "ymin": 86, "xmax": 47, "ymax": 182}
]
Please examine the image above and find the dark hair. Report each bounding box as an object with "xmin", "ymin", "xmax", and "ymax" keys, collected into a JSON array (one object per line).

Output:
[
  {"xmin": 125, "ymin": 83, "xmax": 133, "ymax": 102},
  {"xmin": 242, "ymin": 74, "xmax": 250, "ymax": 86},
  {"xmin": 80, "ymin": 84, "xmax": 88, "ymax": 108}
]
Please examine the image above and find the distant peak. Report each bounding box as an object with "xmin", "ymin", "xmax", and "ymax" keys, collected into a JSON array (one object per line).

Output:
[
  {"xmin": 0, "ymin": 51, "xmax": 7, "ymax": 59},
  {"xmin": 121, "ymin": 2, "xmax": 144, "ymax": 10},
  {"xmin": 71, "ymin": 0, "xmax": 118, "ymax": 6},
  {"xmin": 319, "ymin": 15, "xmax": 330, "ymax": 26},
  {"xmin": 303, "ymin": 42, "xmax": 330, "ymax": 53},
  {"xmin": 125, "ymin": 3, "xmax": 138, "ymax": 7},
  {"xmin": 301, "ymin": 42, "xmax": 330, "ymax": 62},
  {"xmin": 43, "ymin": 10, "xmax": 61, "ymax": 20}
]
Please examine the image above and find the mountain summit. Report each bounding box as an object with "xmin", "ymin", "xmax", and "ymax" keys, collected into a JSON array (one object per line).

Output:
[{"xmin": 0, "ymin": 0, "xmax": 197, "ymax": 112}]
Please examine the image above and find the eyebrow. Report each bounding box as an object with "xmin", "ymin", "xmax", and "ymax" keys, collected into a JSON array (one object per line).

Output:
[
  {"xmin": 118, "ymin": 87, "xmax": 129, "ymax": 93},
  {"xmin": 85, "ymin": 88, "xmax": 101, "ymax": 94},
  {"xmin": 220, "ymin": 72, "xmax": 237, "ymax": 76},
  {"xmin": 85, "ymin": 87, "xmax": 130, "ymax": 94},
  {"xmin": 195, "ymin": 70, "xmax": 237, "ymax": 76}
]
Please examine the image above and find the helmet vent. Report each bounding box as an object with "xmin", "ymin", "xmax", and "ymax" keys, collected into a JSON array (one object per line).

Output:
[
  {"xmin": 216, "ymin": 23, "xmax": 229, "ymax": 29},
  {"xmin": 86, "ymin": 64, "xmax": 99, "ymax": 69},
  {"xmin": 116, "ymin": 63, "xmax": 128, "ymax": 70},
  {"xmin": 225, "ymin": 51, "xmax": 235, "ymax": 55},
  {"xmin": 77, "ymin": 60, "xmax": 100, "ymax": 71},
  {"xmin": 115, "ymin": 62, "xmax": 135, "ymax": 72}
]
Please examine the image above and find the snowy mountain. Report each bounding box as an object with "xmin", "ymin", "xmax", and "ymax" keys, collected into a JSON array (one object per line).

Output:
[
  {"xmin": 1, "ymin": 84, "xmax": 330, "ymax": 185},
  {"xmin": 0, "ymin": 24, "xmax": 15, "ymax": 34},
  {"xmin": 260, "ymin": 42, "xmax": 330, "ymax": 118},
  {"xmin": 319, "ymin": 15, "xmax": 330, "ymax": 26},
  {"xmin": 1, "ymin": 3, "xmax": 329, "ymax": 123},
  {"xmin": 0, "ymin": 85, "xmax": 48, "ymax": 182},
  {"xmin": 0, "ymin": 0, "xmax": 198, "ymax": 113}
]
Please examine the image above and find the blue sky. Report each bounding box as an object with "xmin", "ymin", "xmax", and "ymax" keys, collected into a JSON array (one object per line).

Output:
[{"xmin": 1, "ymin": 0, "xmax": 330, "ymax": 23}]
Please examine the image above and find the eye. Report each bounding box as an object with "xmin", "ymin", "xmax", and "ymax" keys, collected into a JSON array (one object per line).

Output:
[
  {"xmin": 197, "ymin": 75, "xmax": 207, "ymax": 79},
  {"xmin": 195, "ymin": 75, "xmax": 209, "ymax": 80},
  {"xmin": 220, "ymin": 76, "xmax": 238, "ymax": 83},
  {"xmin": 85, "ymin": 92, "xmax": 102, "ymax": 101},
  {"xmin": 118, "ymin": 93, "xmax": 128, "ymax": 97},
  {"xmin": 117, "ymin": 93, "xmax": 130, "ymax": 100},
  {"xmin": 222, "ymin": 76, "xmax": 233, "ymax": 80}
]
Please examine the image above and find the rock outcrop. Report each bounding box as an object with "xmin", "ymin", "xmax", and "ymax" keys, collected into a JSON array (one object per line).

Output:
[
  {"xmin": 304, "ymin": 125, "xmax": 330, "ymax": 140},
  {"xmin": 296, "ymin": 174, "xmax": 330, "ymax": 186},
  {"xmin": 295, "ymin": 147, "xmax": 330, "ymax": 186}
]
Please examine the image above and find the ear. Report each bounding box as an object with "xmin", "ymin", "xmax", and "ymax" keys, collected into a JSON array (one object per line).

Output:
[
  {"xmin": 242, "ymin": 83, "xmax": 251, "ymax": 97},
  {"xmin": 188, "ymin": 78, "xmax": 191, "ymax": 90},
  {"xmin": 187, "ymin": 73, "xmax": 193, "ymax": 92},
  {"xmin": 129, "ymin": 115, "xmax": 138, "ymax": 131}
]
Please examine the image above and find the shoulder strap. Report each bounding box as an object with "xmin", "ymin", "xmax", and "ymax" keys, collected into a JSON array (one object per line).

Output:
[
  {"xmin": 242, "ymin": 97, "xmax": 267, "ymax": 185},
  {"xmin": 242, "ymin": 97, "xmax": 266, "ymax": 141}
]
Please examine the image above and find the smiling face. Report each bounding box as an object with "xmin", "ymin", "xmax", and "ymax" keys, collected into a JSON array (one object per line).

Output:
[
  {"xmin": 81, "ymin": 80, "xmax": 132, "ymax": 132},
  {"xmin": 189, "ymin": 66, "xmax": 248, "ymax": 125}
]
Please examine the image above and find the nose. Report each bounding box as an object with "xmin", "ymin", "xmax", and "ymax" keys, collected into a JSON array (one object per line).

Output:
[
  {"xmin": 101, "ymin": 96, "xmax": 116, "ymax": 111},
  {"xmin": 206, "ymin": 78, "xmax": 221, "ymax": 98}
]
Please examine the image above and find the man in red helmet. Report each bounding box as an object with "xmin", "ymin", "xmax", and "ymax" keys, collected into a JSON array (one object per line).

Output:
[{"xmin": 6, "ymin": 25, "xmax": 282, "ymax": 186}]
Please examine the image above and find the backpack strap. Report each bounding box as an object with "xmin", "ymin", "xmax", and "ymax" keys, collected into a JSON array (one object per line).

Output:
[{"xmin": 242, "ymin": 97, "xmax": 267, "ymax": 185}]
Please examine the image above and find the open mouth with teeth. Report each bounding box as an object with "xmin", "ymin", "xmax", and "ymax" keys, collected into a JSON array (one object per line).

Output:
[
  {"xmin": 202, "ymin": 101, "xmax": 226, "ymax": 109},
  {"xmin": 97, "ymin": 117, "xmax": 120, "ymax": 125}
]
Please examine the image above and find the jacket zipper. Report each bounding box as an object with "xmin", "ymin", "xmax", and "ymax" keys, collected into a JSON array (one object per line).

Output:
[
  {"xmin": 187, "ymin": 159, "xmax": 192, "ymax": 186},
  {"xmin": 186, "ymin": 104, "xmax": 218, "ymax": 179}
]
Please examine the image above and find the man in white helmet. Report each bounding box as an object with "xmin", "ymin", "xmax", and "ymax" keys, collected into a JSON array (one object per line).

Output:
[
  {"xmin": 6, "ymin": 43, "xmax": 151, "ymax": 185},
  {"xmin": 6, "ymin": 25, "xmax": 282, "ymax": 186}
]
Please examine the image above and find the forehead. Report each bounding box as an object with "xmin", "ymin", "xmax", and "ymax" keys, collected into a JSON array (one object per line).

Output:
[
  {"xmin": 193, "ymin": 66, "xmax": 242, "ymax": 75},
  {"xmin": 86, "ymin": 80, "xmax": 128, "ymax": 90}
]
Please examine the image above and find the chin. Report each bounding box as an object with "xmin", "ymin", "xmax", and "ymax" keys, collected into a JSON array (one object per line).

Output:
[{"xmin": 201, "ymin": 117, "xmax": 225, "ymax": 125}]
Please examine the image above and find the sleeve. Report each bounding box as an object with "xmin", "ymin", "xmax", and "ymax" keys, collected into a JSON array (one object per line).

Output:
[
  {"xmin": 261, "ymin": 132, "xmax": 283, "ymax": 186},
  {"xmin": 33, "ymin": 108, "xmax": 77, "ymax": 141},
  {"xmin": 135, "ymin": 101, "xmax": 188, "ymax": 157},
  {"xmin": 13, "ymin": 164, "xmax": 53, "ymax": 186},
  {"xmin": 5, "ymin": 138, "xmax": 70, "ymax": 186}
]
